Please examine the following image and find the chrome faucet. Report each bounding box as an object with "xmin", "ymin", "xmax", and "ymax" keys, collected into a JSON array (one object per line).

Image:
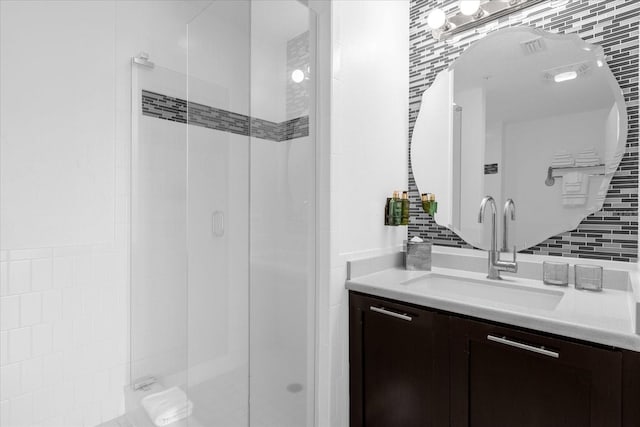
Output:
[
  {"xmin": 502, "ymin": 199, "xmax": 515, "ymax": 252},
  {"xmin": 478, "ymin": 196, "xmax": 518, "ymax": 280}
]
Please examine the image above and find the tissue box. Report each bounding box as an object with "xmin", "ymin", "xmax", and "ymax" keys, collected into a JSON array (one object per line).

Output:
[{"xmin": 404, "ymin": 240, "xmax": 432, "ymax": 271}]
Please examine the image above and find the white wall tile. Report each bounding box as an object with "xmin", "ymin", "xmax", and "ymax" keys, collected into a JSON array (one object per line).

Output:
[
  {"xmin": 0, "ymin": 295, "xmax": 20, "ymax": 331},
  {"xmin": 42, "ymin": 290, "xmax": 62, "ymax": 323},
  {"xmin": 21, "ymin": 356, "xmax": 43, "ymax": 393},
  {"xmin": 9, "ymin": 260, "xmax": 31, "ymax": 295},
  {"xmin": 9, "ymin": 392, "xmax": 33, "ymax": 427},
  {"xmin": 33, "ymin": 387, "xmax": 55, "ymax": 423},
  {"xmin": 0, "ymin": 399, "xmax": 9, "ymax": 427},
  {"xmin": 8, "ymin": 327, "xmax": 31, "ymax": 363},
  {"xmin": 32, "ymin": 324, "xmax": 53, "ymax": 357},
  {"xmin": 0, "ymin": 363, "xmax": 21, "ymax": 399},
  {"xmin": 20, "ymin": 292, "xmax": 42, "ymax": 327},
  {"xmin": 52, "ymin": 257, "xmax": 73, "ymax": 289},
  {"xmin": 0, "ymin": 262, "xmax": 8, "ymax": 296},
  {"xmin": 0, "ymin": 331, "xmax": 7, "ymax": 366},
  {"xmin": 31, "ymin": 258, "xmax": 52, "ymax": 292},
  {"xmin": 42, "ymin": 353, "xmax": 63, "ymax": 387},
  {"xmin": 62, "ymin": 288, "xmax": 82, "ymax": 320}
]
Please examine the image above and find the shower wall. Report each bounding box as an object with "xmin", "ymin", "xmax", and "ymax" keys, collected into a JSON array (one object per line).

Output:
[{"xmin": 0, "ymin": 1, "xmax": 211, "ymax": 426}]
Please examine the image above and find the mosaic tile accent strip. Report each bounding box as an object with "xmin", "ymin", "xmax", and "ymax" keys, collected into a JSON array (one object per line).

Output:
[
  {"xmin": 484, "ymin": 163, "xmax": 498, "ymax": 175},
  {"xmin": 408, "ymin": 0, "xmax": 639, "ymax": 262},
  {"xmin": 142, "ymin": 90, "xmax": 309, "ymax": 142}
]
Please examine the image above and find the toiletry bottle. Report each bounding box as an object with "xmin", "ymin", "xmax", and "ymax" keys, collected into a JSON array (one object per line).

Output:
[
  {"xmin": 421, "ymin": 193, "xmax": 430, "ymax": 214},
  {"xmin": 384, "ymin": 197, "xmax": 392, "ymax": 225},
  {"xmin": 401, "ymin": 191, "xmax": 410, "ymax": 225},
  {"xmin": 392, "ymin": 191, "xmax": 402, "ymax": 225},
  {"xmin": 428, "ymin": 193, "xmax": 438, "ymax": 215}
]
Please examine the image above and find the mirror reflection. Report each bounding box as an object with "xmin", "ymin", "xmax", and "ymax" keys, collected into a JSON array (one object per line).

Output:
[{"xmin": 411, "ymin": 27, "xmax": 627, "ymax": 251}]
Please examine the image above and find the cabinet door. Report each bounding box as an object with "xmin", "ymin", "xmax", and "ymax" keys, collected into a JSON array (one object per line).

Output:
[
  {"xmin": 349, "ymin": 292, "xmax": 448, "ymax": 427},
  {"xmin": 450, "ymin": 316, "xmax": 622, "ymax": 427}
]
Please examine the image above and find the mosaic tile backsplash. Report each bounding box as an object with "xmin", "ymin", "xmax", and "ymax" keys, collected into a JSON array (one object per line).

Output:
[
  {"xmin": 142, "ymin": 90, "xmax": 309, "ymax": 142},
  {"xmin": 408, "ymin": 0, "xmax": 639, "ymax": 262}
]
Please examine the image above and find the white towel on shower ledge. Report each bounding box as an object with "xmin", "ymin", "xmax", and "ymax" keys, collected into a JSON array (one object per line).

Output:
[{"xmin": 141, "ymin": 386, "xmax": 194, "ymax": 427}]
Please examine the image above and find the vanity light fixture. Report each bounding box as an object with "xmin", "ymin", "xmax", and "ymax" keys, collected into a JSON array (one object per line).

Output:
[{"xmin": 426, "ymin": 0, "xmax": 547, "ymax": 41}]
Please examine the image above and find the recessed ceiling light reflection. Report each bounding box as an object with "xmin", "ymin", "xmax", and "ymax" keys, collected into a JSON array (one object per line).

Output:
[{"xmin": 554, "ymin": 71, "xmax": 578, "ymax": 83}]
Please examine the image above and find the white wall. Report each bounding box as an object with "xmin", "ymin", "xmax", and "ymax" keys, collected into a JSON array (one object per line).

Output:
[
  {"xmin": 0, "ymin": 1, "xmax": 211, "ymax": 426},
  {"xmin": 319, "ymin": 1, "xmax": 410, "ymax": 426}
]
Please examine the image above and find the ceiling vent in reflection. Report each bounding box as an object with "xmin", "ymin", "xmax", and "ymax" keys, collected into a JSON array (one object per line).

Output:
[{"xmin": 521, "ymin": 37, "xmax": 545, "ymax": 55}]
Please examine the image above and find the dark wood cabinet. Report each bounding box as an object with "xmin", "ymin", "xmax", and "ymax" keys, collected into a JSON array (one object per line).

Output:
[
  {"xmin": 349, "ymin": 292, "xmax": 448, "ymax": 427},
  {"xmin": 450, "ymin": 316, "xmax": 622, "ymax": 427},
  {"xmin": 349, "ymin": 291, "xmax": 640, "ymax": 427}
]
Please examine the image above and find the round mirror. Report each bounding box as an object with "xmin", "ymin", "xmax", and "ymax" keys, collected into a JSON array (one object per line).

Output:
[{"xmin": 411, "ymin": 27, "xmax": 627, "ymax": 251}]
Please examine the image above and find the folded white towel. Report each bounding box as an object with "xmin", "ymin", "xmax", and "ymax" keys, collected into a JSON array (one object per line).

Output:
[
  {"xmin": 142, "ymin": 386, "xmax": 194, "ymax": 427},
  {"xmin": 562, "ymin": 172, "xmax": 589, "ymax": 207},
  {"xmin": 551, "ymin": 151, "xmax": 574, "ymax": 167},
  {"xmin": 575, "ymin": 148, "xmax": 600, "ymax": 166}
]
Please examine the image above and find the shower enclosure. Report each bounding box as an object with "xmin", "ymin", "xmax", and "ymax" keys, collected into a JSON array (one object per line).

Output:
[{"xmin": 129, "ymin": 1, "xmax": 316, "ymax": 426}]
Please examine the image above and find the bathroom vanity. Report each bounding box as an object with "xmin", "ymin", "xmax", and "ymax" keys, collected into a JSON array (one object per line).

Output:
[{"xmin": 346, "ymin": 253, "xmax": 640, "ymax": 427}]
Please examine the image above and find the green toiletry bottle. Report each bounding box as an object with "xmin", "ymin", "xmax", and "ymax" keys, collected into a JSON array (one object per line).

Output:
[
  {"xmin": 392, "ymin": 191, "xmax": 402, "ymax": 225},
  {"xmin": 428, "ymin": 193, "xmax": 438, "ymax": 215},
  {"xmin": 401, "ymin": 191, "xmax": 410, "ymax": 225}
]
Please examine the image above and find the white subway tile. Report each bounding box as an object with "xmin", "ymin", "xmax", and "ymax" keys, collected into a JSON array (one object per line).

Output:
[
  {"xmin": 53, "ymin": 257, "xmax": 73, "ymax": 289},
  {"xmin": 94, "ymin": 369, "xmax": 110, "ymax": 398},
  {"xmin": 32, "ymin": 323, "xmax": 53, "ymax": 357},
  {"xmin": 32, "ymin": 258, "xmax": 53, "ymax": 291},
  {"xmin": 9, "ymin": 260, "xmax": 31, "ymax": 295},
  {"xmin": 42, "ymin": 290, "xmax": 62, "ymax": 323},
  {"xmin": 9, "ymin": 392, "xmax": 33, "ymax": 427},
  {"xmin": 0, "ymin": 295, "xmax": 20, "ymax": 331},
  {"xmin": 9, "ymin": 248, "xmax": 51, "ymax": 261},
  {"xmin": 75, "ymin": 375, "xmax": 96, "ymax": 405},
  {"xmin": 73, "ymin": 256, "xmax": 93, "ymax": 287},
  {"xmin": 0, "ymin": 262, "xmax": 8, "ymax": 296},
  {"xmin": 54, "ymin": 380, "xmax": 75, "ymax": 415},
  {"xmin": 42, "ymin": 353, "xmax": 63, "ymax": 386},
  {"xmin": 81, "ymin": 287, "xmax": 100, "ymax": 316},
  {"xmin": 0, "ymin": 331, "xmax": 7, "ymax": 366},
  {"xmin": 8, "ymin": 327, "xmax": 31, "ymax": 363},
  {"xmin": 82, "ymin": 401, "xmax": 101, "ymax": 427},
  {"xmin": 0, "ymin": 363, "xmax": 21, "ymax": 399},
  {"xmin": 21, "ymin": 356, "xmax": 43, "ymax": 393},
  {"xmin": 62, "ymin": 288, "xmax": 82, "ymax": 320},
  {"xmin": 52, "ymin": 320, "xmax": 73, "ymax": 353},
  {"xmin": 62, "ymin": 408, "xmax": 83, "ymax": 427},
  {"xmin": 0, "ymin": 399, "xmax": 9, "ymax": 427},
  {"xmin": 33, "ymin": 386, "xmax": 55, "ymax": 422},
  {"xmin": 20, "ymin": 292, "xmax": 42, "ymax": 327}
]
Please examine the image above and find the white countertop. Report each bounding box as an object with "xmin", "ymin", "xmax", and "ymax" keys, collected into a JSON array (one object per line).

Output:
[{"xmin": 346, "ymin": 265, "xmax": 640, "ymax": 352}]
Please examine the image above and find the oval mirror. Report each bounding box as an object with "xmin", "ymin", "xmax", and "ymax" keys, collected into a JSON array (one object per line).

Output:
[{"xmin": 411, "ymin": 27, "xmax": 627, "ymax": 251}]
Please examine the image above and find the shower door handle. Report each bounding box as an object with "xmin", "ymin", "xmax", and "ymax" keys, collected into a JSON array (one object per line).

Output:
[{"xmin": 212, "ymin": 211, "xmax": 225, "ymax": 237}]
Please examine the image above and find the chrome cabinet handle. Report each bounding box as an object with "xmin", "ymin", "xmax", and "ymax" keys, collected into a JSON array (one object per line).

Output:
[
  {"xmin": 487, "ymin": 335, "xmax": 559, "ymax": 359},
  {"xmin": 370, "ymin": 306, "xmax": 412, "ymax": 322}
]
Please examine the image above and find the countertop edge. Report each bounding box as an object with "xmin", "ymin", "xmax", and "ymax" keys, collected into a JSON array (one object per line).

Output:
[{"xmin": 346, "ymin": 277, "xmax": 640, "ymax": 353}]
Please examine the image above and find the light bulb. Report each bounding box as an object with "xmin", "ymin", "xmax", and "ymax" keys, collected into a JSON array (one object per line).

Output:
[
  {"xmin": 427, "ymin": 8, "xmax": 446, "ymax": 30},
  {"xmin": 459, "ymin": 0, "xmax": 481, "ymax": 16},
  {"xmin": 291, "ymin": 69, "xmax": 305, "ymax": 83},
  {"xmin": 596, "ymin": 59, "xmax": 604, "ymax": 68},
  {"xmin": 554, "ymin": 71, "xmax": 577, "ymax": 83}
]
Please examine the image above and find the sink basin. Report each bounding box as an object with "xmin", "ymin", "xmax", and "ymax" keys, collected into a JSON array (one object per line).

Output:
[{"xmin": 401, "ymin": 273, "xmax": 564, "ymax": 311}]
